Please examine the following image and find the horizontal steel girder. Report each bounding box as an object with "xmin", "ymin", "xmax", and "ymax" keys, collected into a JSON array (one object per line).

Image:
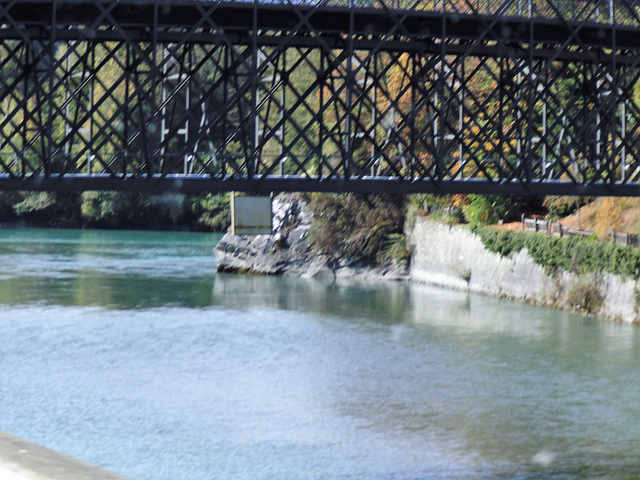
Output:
[
  {"xmin": 2, "ymin": 1, "xmax": 640, "ymax": 53},
  {"xmin": 2, "ymin": 174, "xmax": 640, "ymax": 197},
  {"xmin": 2, "ymin": 0, "xmax": 640, "ymax": 196}
]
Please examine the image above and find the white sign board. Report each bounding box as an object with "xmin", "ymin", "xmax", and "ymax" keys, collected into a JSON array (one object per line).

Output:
[{"xmin": 231, "ymin": 195, "xmax": 273, "ymax": 235}]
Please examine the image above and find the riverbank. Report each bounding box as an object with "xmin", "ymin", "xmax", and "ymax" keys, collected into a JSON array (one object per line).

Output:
[
  {"xmin": 0, "ymin": 191, "xmax": 229, "ymax": 232},
  {"xmin": 409, "ymin": 218, "xmax": 639, "ymax": 324},
  {"xmin": 0, "ymin": 431, "xmax": 130, "ymax": 480},
  {"xmin": 215, "ymin": 196, "xmax": 640, "ymax": 324}
]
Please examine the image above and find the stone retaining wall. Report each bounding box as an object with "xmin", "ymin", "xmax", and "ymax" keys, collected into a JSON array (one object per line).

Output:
[{"xmin": 408, "ymin": 218, "xmax": 639, "ymax": 324}]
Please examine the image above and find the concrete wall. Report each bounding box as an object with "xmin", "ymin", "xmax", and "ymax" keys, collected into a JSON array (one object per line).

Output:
[
  {"xmin": 0, "ymin": 431, "xmax": 130, "ymax": 480},
  {"xmin": 408, "ymin": 218, "xmax": 639, "ymax": 324}
]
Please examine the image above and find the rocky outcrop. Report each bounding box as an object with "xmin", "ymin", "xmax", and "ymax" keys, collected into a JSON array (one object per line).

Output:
[{"xmin": 215, "ymin": 194, "xmax": 409, "ymax": 281}]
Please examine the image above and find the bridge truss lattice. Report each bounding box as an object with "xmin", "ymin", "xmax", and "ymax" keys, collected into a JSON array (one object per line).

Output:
[{"xmin": 1, "ymin": 0, "xmax": 640, "ymax": 195}]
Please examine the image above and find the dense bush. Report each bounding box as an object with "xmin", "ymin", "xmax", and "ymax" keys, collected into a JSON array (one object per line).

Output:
[
  {"xmin": 0, "ymin": 190, "xmax": 230, "ymax": 231},
  {"xmin": 408, "ymin": 193, "xmax": 520, "ymax": 226},
  {"xmin": 80, "ymin": 191, "xmax": 231, "ymax": 230},
  {"xmin": 80, "ymin": 191, "xmax": 154, "ymax": 228},
  {"xmin": 193, "ymin": 193, "xmax": 232, "ymax": 231},
  {"xmin": 463, "ymin": 194, "xmax": 519, "ymax": 225},
  {"xmin": 473, "ymin": 225, "xmax": 640, "ymax": 278},
  {"xmin": 4, "ymin": 192, "xmax": 83, "ymax": 227},
  {"xmin": 308, "ymin": 193, "xmax": 406, "ymax": 264},
  {"xmin": 408, "ymin": 194, "xmax": 467, "ymax": 224},
  {"xmin": 543, "ymin": 196, "xmax": 581, "ymax": 219},
  {"xmin": 566, "ymin": 278, "xmax": 604, "ymax": 314},
  {"xmin": 383, "ymin": 233, "xmax": 412, "ymax": 266}
]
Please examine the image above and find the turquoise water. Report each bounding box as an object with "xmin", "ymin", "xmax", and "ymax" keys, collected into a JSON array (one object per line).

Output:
[{"xmin": 0, "ymin": 228, "xmax": 638, "ymax": 479}]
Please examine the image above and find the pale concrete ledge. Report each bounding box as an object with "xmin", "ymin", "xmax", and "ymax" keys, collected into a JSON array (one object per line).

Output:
[{"xmin": 0, "ymin": 431, "xmax": 131, "ymax": 480}]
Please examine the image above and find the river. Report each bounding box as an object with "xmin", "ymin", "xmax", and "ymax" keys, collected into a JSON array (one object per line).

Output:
[{"xmin": 0, "ymin": 228, "xmax": 638, "ymax": 480}]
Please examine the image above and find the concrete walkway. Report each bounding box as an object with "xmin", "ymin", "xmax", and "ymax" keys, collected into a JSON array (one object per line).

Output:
[{"xmin": 0, "ymin": 431, "xmax": 131, "ymax": 480}]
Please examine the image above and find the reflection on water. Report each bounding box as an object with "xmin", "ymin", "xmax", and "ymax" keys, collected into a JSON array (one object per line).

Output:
[
  {"xmin": 0, "ymin": 228, "xmax": 638, "ymax": 480},
  {"xmin": 0, "ymin": 228, "xmax": 220, "ymax": 308},
  {"xmin": 213, "ymin": 273, "xmax": 412, "ymax": 325}
]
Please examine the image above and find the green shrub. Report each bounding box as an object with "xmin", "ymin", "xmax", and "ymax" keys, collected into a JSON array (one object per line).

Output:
[
  {"xmin": 0, "ymin": 190, "xmax": 227, "ymax": 231},
  {"xmin": 408, "ymin": 194, "xmax": 467, "ymax": 225},
  {"xmin": 192, "ymin": 193, "xmax": 231, "ymax": 232},
  {"xmin": 81, "ymin": 191, "xmax": 153, "ymax": 228},
  {"xmin": 463, "ymin": 194, "xmax": 519, "ymax": 225},
  {"xmin": 383, "ymin": 233, "xmax": 411, "ymax": 266},
  {"xmin": 470, "ymin": 225, "xmax": 526, "ymax": 257},
  {"xmin": 10, "ymin": 192, "xmax": 82, "ymax": 227},
  {"xmin": 566, "ymin": 278, "xmax": 604, "ymax": 314},
  {"xmin": 543, "ymin": 196, "xmax": 581, "ymax": 219},
  {"xmin": 12, "ymin": 192, "xmax": 57, "ymax": 215},
  {"xmin": 308, "ymin": 193, "xmax": 405, "ymax": 264},
  {"xmin": 474, "ymin": 225, "xmax": 640, "ymax": 279}
]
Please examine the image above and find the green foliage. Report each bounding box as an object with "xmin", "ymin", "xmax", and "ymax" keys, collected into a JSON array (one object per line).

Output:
[
  {"xmin": 408, "ymin": 194, "xmax": 467, "ymax": 224},
  {"xmin": 409, "ymin": 194, "xmax": 456, "ymax": 212},
  {"xmin": 471, "ymin": 225, "xmax": 526, "ymax": 257},
  {"xmin": 463, "ymin": 194, "xmax": 519, "ymax": 225},
  {"xmin": 543, "ymin": 196, "xmax": 581, "ymax": 220},
  {"xmin": 12, "ymin": 192, "xmax": 57, "ymax": 215},
  {"xmin": 383, "ymin": 233, "xmax": 411, "ymax": 266},
  {"xmin": 566, "ymin": 278, "xmax": 604, "ymax": 314},
  {"xmin": 634, "ymin": 286, "xmax": 640, "ymax": 310},
  {"xmin": 0, "ymin": 189, "xmax": 230, "ymax": 231},
  {"xmin": 193, "ymin": 193, "xmax": 231, "ymax": 232},
  {"xmin": 80, "ymin": 192, "xmax": 153, "ymax": 228},
  {"xmin": 9, "ymin": 192, "xmax": 82, "ymax": 227},
  {"xmin": 474, "ymin": 225, "xmax": 640, "ymax": 279},
  {"xmin": 308, "ymin": 193, "xmax": 405, "ymax": 264},
  {"xmin": 80, "ymin": 191, "xmax": 229, "ymax": 230}
]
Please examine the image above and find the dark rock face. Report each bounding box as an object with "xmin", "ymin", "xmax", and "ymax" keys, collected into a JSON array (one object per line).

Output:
[{"xmin": 214, "ymin": 194, "xmax": 409, "ymax": 281}]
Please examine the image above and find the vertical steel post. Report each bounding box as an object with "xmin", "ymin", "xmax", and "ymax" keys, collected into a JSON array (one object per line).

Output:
[
  {"xmin": 318, "ymin": 52, "xmax": 325, "ymax": 178},
  {"xmin": 345, "ymin": 7, "xmax": 354, "ymax": 179},
  {"xmin": 47, "ymin": 0, "xmax": 56, "ymax": 174},
  {"xmin": 410, "ymin": 54, "xmax": 416, "ymax": 179},
  {"xmin": 250, "ymin": 0, "xmax": 258, "ymax": 179}
]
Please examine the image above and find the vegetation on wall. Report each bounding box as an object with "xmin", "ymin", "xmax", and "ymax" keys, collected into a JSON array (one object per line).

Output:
[
  {"xmin": 473, "ymin": 224, "xmax": 640, "ymax": 279},
  {"xmin": 566, "ymin": 278, "xmax": 604, "ymax": 314},
  {"xmin": 308, "ymin": 193, "xmax": 408, "ymax": 265}
]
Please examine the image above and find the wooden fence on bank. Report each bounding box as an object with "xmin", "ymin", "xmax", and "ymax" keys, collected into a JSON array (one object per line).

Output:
[
  {"xmin": 521, "ymin": 216, "xmax": 592, "ymax": 238},
  {"xmin": 521, "ymin": 216, "xmax": 640, "ymax": 248}
]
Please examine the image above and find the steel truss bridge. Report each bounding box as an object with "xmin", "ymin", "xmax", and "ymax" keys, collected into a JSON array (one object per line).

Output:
[{"xmin": 2, "ymin": 0, "xmax": 640, "ymax": 196}]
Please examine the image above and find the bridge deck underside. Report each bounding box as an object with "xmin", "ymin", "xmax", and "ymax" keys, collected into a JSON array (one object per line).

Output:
[{"xmin": 2, "ymin": 0, "xmax": 640, "ymax": 196}]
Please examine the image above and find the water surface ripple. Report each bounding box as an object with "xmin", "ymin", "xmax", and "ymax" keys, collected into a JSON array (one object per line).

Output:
[{"xmin": 0, "ymin": 228, "xmax": 638, "ymax": 480}]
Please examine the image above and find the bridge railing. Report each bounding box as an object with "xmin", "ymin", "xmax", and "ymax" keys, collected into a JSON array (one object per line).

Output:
[
  {"xmin": 243, "ymin": 0, "xmax": 640, "ymax": 26},
  {"xmin": 522, "ymin": 216, "xmax": 640, "ymax": 249},
  {"xmin": 609, "ymin": 230, "xmax": 640, "ymax": 247}
]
